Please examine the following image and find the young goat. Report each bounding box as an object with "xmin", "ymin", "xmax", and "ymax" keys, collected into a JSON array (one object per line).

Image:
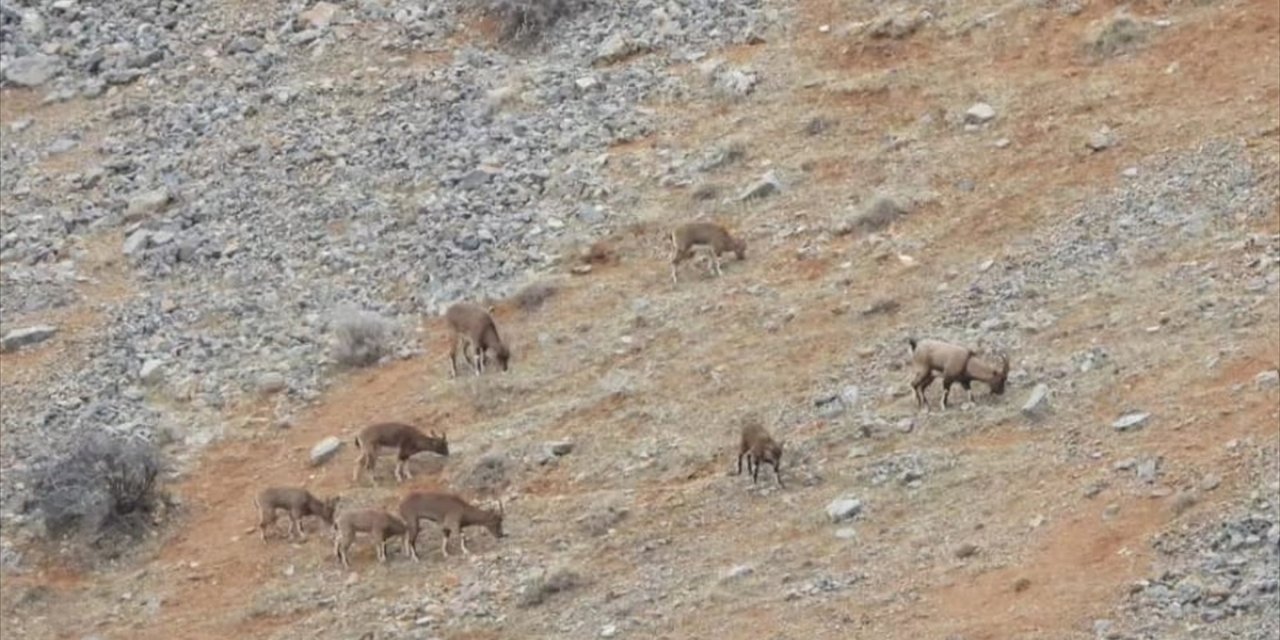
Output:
[
  {"xmin": 908, "ymin": 338, "xmax": 1010, "ymax": 410},
  {"xmin": 736, "ymin": 422, "xmax": 785, "ymax": 488},
  {"xmin": 252, "ymin": 487, "xmax": 339, "ymax": 542},
  {"xmin": 670, "ymin": 222, "xmax": 747, "ymax": 285},
  {"xmin": 333, "ymin": 508, "xmax": 408, "ymax": 568},
  {"xmin": 352, "ymin": 422, "xmax": 449, "ymax": 483},
  {"xmin": 444, "ymin": 302, "xmax": 511, "ymax": 377},
  {"xmin": 398, "ymin": 492, "xmax": 505, "ymax": 561}
]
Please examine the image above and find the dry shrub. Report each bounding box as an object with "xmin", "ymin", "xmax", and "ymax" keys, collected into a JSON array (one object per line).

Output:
[
  {"xmin": 484, "ymin": 0, "xmax": 589, "ymax": 44},
  {"xmin": 30, "ymin": 433, "xmax": 163, "ymax": 546},
  {"xmin": 331, "ymin": 307, "xmax": 396, "ymax": 367},
  {"xmin": 1085, "ymin": 13, "xmax": 1149, "ymax": 58}
]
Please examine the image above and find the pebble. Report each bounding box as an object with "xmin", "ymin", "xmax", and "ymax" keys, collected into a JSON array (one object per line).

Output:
[
  {"xmin": 826, "ymin": 497, "xmax": 863, "ymax": 523},
  {"xmin": 1021, "ymin": 383, "xmax": 1050, "ymax": 415},
  {"xmin": 310, "ymin": 436, "xmax": 343, "ymax": 466},
  {"xmin": 1112, "ymin": 412, "xmax": 1151, "ymax": 432},
  {"xmin": 964, "ymin": 102, "xmax": 996, "ymax": 124}
]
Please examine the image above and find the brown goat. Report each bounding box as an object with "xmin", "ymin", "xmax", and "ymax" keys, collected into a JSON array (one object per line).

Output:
[
  {"xmin": 908, "ymin": 337, "xmax": 1010, "ymax": 410},
  {"xmin": 333, "ymin": 508, "xmax": 408, "ymax": 568},
  {"xmin": 252, "ymin": 487, "xmax": 339, "ymax": 542},
  {"xmin": 444, "ymin": 302, "xmax": 511, "ymax": 377},
  {"xmin": 398, "ymin": 492, "xmax": 506, "ymax": 560},
  {"xmin": 670, "ymin": 222, "xmax": 747, "ymax": 284},
  {"xmin": 352, "ymin": 422, "xmax": 449, "ymax": 483},
  {"xmin": 736, "ymin": 422, "xmax": 785, "ymax": 488}
]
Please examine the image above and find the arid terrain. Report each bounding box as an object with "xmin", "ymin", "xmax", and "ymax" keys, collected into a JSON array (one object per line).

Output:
[{"xmin": 1, "ymin": 0, "xmax": 1278, "ymax": 639}]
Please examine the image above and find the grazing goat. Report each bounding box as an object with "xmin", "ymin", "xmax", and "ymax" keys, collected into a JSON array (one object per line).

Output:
[
  {"xmin": 444, "ymin": 302, "xmax": 511, "ymax": 377},
  {"xmin": 398, "ymin": 492, "xmax": 505, "ymax": 560},
  {"xmin": 352, "ymin": 422, "xmax": 449, "ymax": 483},
  {"xmin": 333, "ymin": 508, "xmax": 408, "ymax": 568},
  {"xmin": 252, "ymin": 487, "xmax": 339, "ymax": 542},
  {"xmin": 670, "ymin": 222, "xmax": 746, "ymax": 285},
  {"xmin": 736, "ymin": 422, "xmax": 785, "ymax": 488},
  {"xmin": 908, "ymin": 338, "xmax": 1010, "ymax": 410}
]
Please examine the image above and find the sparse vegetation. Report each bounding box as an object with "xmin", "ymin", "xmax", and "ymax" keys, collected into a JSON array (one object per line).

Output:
[
  {"xmin": 485, "ymin": 0, "xmax": 588, "ymax": 44},
  {"xmin": 1085, "ymin": 13, "xmax": 1149, "ymax": 58},
  {"xmin": 30, "ymin": 433, "xmax": 163, "ymax": 546},
  {"xmin": 330, "ymin": 307, "xmax": 396, "ymax": 367}
]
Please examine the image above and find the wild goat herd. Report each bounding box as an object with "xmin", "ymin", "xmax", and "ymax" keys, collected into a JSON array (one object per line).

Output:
[{"xmin": 252, "ymin": 222, "xmax": 1011, "ymax": 567}]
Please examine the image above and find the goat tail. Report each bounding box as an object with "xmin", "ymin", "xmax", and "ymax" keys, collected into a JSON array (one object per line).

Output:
[
  {"xmin": 353, "ymin": 435, "xmax": 363, "ymax": 452},
  {"xmin": 907, "ymin": 337, "xmax": 919, "ymax": 353}
]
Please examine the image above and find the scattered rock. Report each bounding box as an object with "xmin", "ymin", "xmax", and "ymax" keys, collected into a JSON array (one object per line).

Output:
[
  {"xmin": 1087, "ymin": 127, "xmax": 1118, "ymax": 152},
  {"xmin": 964, "ymin": 102, "xmax": 996, "ymax": 125},
  {"xmin": 1254, "ymin": 369, "xmax": 1280, "ymax": 389},
  {"xmin": 1021, "ymin": 383, "xmax": 1050, "ymax": 415},
  {"xmin": 738, "ymin": 171, "xmax": 781, "ymax": 201},
  {"xmin": 955, "ymin": 543, "xmax": 980, "ymax": 559},
  {"xmin": 122, "ymin": 229, "xmax": 152, "ymax": 256},
  {"xmin": 834, "ymin": 527, "xmax": 858, "ymax": 540},
  {"xmin": 138, "ymin": 359, "xmax": 166, "ymax": 385},
  {"xmin": 309, "ymin": 436, "xmax": 343, "ymax": 466},
  {"xmin": 1200, "ymin": 473, "xmax": 1222, "ymax": 491},
  {"xmin": 1112, "ymin": 412, "xmax": 1150, "ymax": 432},
  {"xmin": 1136, "ymin": 457, "xmax": 1160, "ymax": 484},
  {"xmin": 125, "ymin": 188, "xmax": 173, "ymax": 221},
  {"xmin": 848, "ymin": 194, "xmax": 908, "ymax": 232},
  {"xmin": 861, "ymin": 298, "xmax": 900, "ymax": 316},
  {"xmin": 595, "ymin": 33, "xmax": 639, "ymax": 64},
  {"xmin": 600, "ymin": 624, "xmax": 618, "ymax": 638},
  {"xmin": 867, "ymin": 10, "xmax": 929, "ymax": 39},
  {"xmin": 518, "ymin": 567, "xmax": 583, "ymax": 608},
  {"xmin": 721, "ymin": 564, "xmax": 754, "ymax": 581},
  {"xmin": 546, "ymin": 441, "xmax": 574, "ymax": 456},
  {"xmin": 256, "ymin": 372, "xmax": 287, "ymax": 395},
  {"xmin": 3, "ymin": 54, "xmax": 61, "ymax": 87},
  {"xmin": 826, "ymin": 497, "xmax": 863, "ymax": 523},
  {"xmin": 1, "ymin": 325, "xmax": 57, "ymax": 353}
]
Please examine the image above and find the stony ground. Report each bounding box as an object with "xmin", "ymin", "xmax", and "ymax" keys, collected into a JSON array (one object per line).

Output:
[{"xmin": 1, "ymin": 0, "xmax": 1277, "ymax": 639}]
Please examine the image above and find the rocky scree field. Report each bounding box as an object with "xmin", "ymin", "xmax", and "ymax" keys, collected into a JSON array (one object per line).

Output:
[{"xmin": 0, "ymin": 0, "xmax": 1278, "ymax": 639}]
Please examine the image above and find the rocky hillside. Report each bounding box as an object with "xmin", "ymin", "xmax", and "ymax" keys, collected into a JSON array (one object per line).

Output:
[{"xmin": 1, "ymin": 0, "xmax": 1277, "ymax": 638}]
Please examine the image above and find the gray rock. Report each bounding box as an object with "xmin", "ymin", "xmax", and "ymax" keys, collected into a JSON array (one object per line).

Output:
[
  {"xmin": 1112, "ymin": 412, "xmax": 1150, "ymax": 432},
  {"xmin": 595, "ymin": 33, "xmax": 637, "ymax": 64},
  {"xmin": 546, "ymin": 441, "xmax": 574, "ymax": 456},
  {"xmin": 1021, "ymin": 383, "xmax": 1050, "ymax": 415},
  {"xmin": 1200, "ymin": 473, "xmax": 1221, "ymax": 491},
  {"xmin": 1136, "ymin": 457, "xmax": 1160, "ymax": 484},
  {"xmin": 738, "ymin": 171, "xmax": 781, "ymax": 201},
  {"xmin": 849, "ymin": 194, "xmax": 907, "ymax": 232},
  {"xmin": 722, "ymin": 564, "xmax": 754, "ymax": 581},
  {"xmin": 834, "ymin": 527, "xmax": 858, "ymax": 540},
  {"xmin": 1087, "ymin": 127, "xmax": 1118, "ymax": 152},
  {"xmin": 965, "ymin": 102, "xmax": 996, "ymax": 124},
  {"xmin": 122, "ymin": 229, "xmax": 152, "ymax": 256},
  {"xmin": 257, "ymin": 372, "xmax": 287, "ymax": 395},
  {"xmin": 3, "ymin": 54, "xmax": 61, "ymax": 87},
  {"xmin": 310, "ymin": 436, "xmax": 343, "ymax": 466},
  {"xmin": 139, "ymin": 359, "xmax": 166, "ymax": 385},
  {"xmin": 1, "ymin": 325, "xmax": 58, "ymax": 352},
  {"xmin": 47, "ymin": 138, "xmax": 78, "ymax": 154},
  {"xmin": 125, "ymin": 188, "xmax": 173, "ymax": 221},
  {"xmin": 826, "ymin": 497, "xmax": 863, "ymax": 523},
  {"xmin": 1254, "ymin": 369, "xmax": 1279, "ymax": 389},
  {"xmin": 600, "ymin": 624, "xmax": 618, "ymax": 638}
]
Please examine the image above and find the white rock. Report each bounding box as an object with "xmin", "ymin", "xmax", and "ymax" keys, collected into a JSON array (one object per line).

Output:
[
  {"xmin": 310, "ymin": 436, "xmax": 343, "ymax": 466},
  {"xmin": 1112, "ymin": 412, "xmax": 1150, "ymax": 432},
  {"xmin": 834, "ymin": 527, "xmax": 858, "ymax": 540},
  {"xmin": 600, "ymin": 624, "xmax": 618, "ymax": 638},
  {"xmin": 721, "ymin": 564, "xmax": 754, "ymax": 581},
  {"xmin": 1021, "ymin": 383, "xmax": 1050, "ymax": 415},
  {"xmin": 1254, "ymin": 369, "xmax": 1279, "ymax": 389},
  {"xmin": 3, "ymin": 54, "xmax": 61, "ymax": 87},
  {"xmin": 826, "ymin": 497, "xmax": 863, "ymax": 523},
  {"xmin": 575, "ymin": 76, "xmax": 598, "ymax": 90},
  {"xmin": 1, "ymin": 325, "xmax": 58, "ymax": 352},
  {"xmin": 122, "ymin": 229, "xmax": 152, "ymax": 256},
  {"xmin": 964, "ymin": 102, "xmax": 996, "ymax": 124},
  {"xmin": 139, "ymin": 359, "xmax": 166, "ymax": 385}
]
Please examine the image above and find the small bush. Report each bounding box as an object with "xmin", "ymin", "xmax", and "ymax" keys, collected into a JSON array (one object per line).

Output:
[
  {"xmin": 485, "ymin": 0, "xmax": 586, "ymax": 44},
  {"xmin": 1085, "ymin": 14, "xmax": 1149, "ymax": 58},
  {"xmin": 331, "ymin": 307, "xmax": 396, "ymax": 367},
  {"xmin": 31, "ymin": 433, "xmax": 163, "ymax": 544}
]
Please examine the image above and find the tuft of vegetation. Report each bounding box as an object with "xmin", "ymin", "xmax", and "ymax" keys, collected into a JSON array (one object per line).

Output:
[
  {"xmin": 485, "ymin": 0, "xmax": 588, "ymax": 44},
  {"xmin": 31, "ymin": 433, "xmax": 163, "ymax": 546},
  {"xmin": 331, "ymin": 307, "xmax": 396, "ymax": 367},
  {"xmin": 1085, "ymin": 13, "xmax": 1149, "ymax": 58}
]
